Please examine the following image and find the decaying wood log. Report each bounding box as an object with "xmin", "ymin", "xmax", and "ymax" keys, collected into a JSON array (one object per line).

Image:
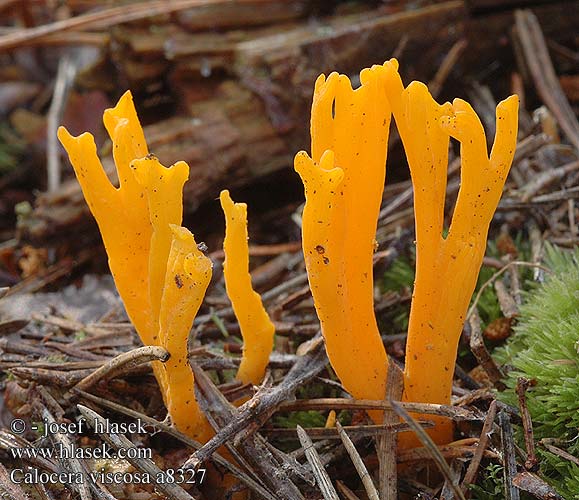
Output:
[
  {"xmin": 19, "ymin": 0, "xmax": 579, "ymax": 243},
  {"xmin": 20, "ymin": 2, "xmax": 465, "ymax": 242}
]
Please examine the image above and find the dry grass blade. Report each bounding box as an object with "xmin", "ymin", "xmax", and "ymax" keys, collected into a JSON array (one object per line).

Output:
[
  {"xmin": 335, "ymin": 421, "xmax": 379, "ymax": 500},
  {"xmin": 77, "ymin": 405, "xmax": 199, "ymax": 500},
  {"xmin": 73, "ymin": 345, "xmax": 169, "ymax": 392},
  {"xmin": 389, "ymin": 399, "xmax": 467, "ymax": 500},
  {"xmin": 296, "ymin": 425, "xmax": 339, "ymax": 500}
]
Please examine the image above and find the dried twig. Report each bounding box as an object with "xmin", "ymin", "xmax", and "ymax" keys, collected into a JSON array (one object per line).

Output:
[
  {"xmin": 336, "ymin": 481, "xmax": 362, "ymax": 500},
  {"xmin": 440, "ymin": 460, "xmax": 464, "ymax": 500},
  {"xmin": 518, "ymin": 161, "xmax": 579, "ymax": 202},
  {"xmin": 429, "ymin": 38, "xmax": 468, "ymax": 97},
  {"xmin": 297, "ymin": 425, "xmax": 339, "ymax": 500},
  {"xmin": 0, "ymin": 0, "xmax": 264, "ymax": 52},
  {"xmin": 398, "ymin": 444, "xmax": 498, "ymax": 464},
  {"xmin": 73, "ymin": 345, "xmax": 169, "ymax": 392},
  {"xmin": 468, "ymin": 261, "xmax": 550, "ymax": 319},
  {"xmin": 0, "ymin": 462, "xmax": 31, "ymax": 500},
  {"xmin": 461, "ymin": 400, "xmax": 497, "ymax": 492},
  {"xmin": 515, "ymin": 10, "xmax": 579, "ymax": 151},
  {"xmin": 264, "ymin": 422, "xmax": 432, "ymax": 439},
  {"xmin": 279, "ymin": 398, "xmax": 483, "ymax": 421},
  {"xmin": 40, "ymin": 405, "xmax": 92, "ymax": 500},
  {"xmin": 468, "ymin": 309, "xmax": 505, "ymax": 389},
  {"xmin": 515, "ymin": 377, "xmax": 538, "ymax": 471},
  {"xmin": 47, "ymin": 55, "xmax": 77, "ymax": 192},
  {"xmin": 378, "ymin": 360, "xmax": 403, "ymax": 500},
  {"xmin": 336, "ymin": 421, "xmax": 379, "ymax": 500},
  {"xmin": 9, "ymin": 366, "xmax": 94, "ymax": 387},
  {"xmin": 540, "ymin": 439, "xmax": 579, "ymax": 467},
  {"xmin": 494, "ymin": 280, "xmax": 519, "ymax": 318},
  {"xmin": 75, "ymin": 390, "xmax": 276, "ymax": 500},
  {"xmin": 189, "ymin": 361, "xmax": 305, "ymax": 500},
  {"xmin": 183, "ymin": 338, "xmax": 327, "ymax": 469},
  {"xmin": 512, "ymin": 472, "xmax": 564, "ymax": 500}
]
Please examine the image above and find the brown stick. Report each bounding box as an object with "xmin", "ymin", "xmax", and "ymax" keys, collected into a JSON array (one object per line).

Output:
[
  {"xmin": 515, "ymin": 377, "xmax": 538, "ymax": 471},
  {"xmin": 512, "ymin": 472, "xmax": 564, "ymax": 500},
  {"xmin": 462, "ymin": 400, "xmax": 497, "ymax": 493},
  {"xmin": 515, "ymin": 9, "xmax": 579, "ymax": 151},
  {"xmin": 378, "ymin": 361, "xmax": 404, "ymax": 500},
  {"xmin": 0, "ymin": 0, "xmax": 278, "ymax": 52},
  {"xmin": 468, "ymin": 308, "xmax": 506, "ymax": 389},
  {"xmin": 498, "ymin": 410, "xmax": 520, "ymax": 500}
]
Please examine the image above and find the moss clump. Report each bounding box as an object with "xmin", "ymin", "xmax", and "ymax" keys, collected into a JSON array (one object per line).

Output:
[{"xmin": 495, "ymin": 244, "xmax": 579, "ymax": 499}]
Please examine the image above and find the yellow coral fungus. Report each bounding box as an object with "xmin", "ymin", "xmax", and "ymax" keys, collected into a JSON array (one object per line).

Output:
[
  {"xmin": 219, "ymin": 190, "xmax": 274, "ymax": 385},
  {"xmin": 58, "ymin": 91, "xmax": 213, "ymax": 441},
  {"xmin": 295, "ymin": 66, "xmax": 392, "ymax": 404},
  {"xmin": 380, "ymin": 59, "xmax": 518, "ymax": 444},
  {"xmin": 297, "ymin": 60, "xmax": 517, "ymax": 446}
]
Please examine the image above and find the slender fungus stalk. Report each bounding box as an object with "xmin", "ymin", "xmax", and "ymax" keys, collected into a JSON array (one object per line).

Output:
[
  {"xmin": 220, "ymin": 190, "xmax": 275, "ymax": 385},
  {"xmin": 296, "ymin": 66, "xmax": 392, "ymax": 406},
  {"xmin": 380, "ymin": 59, "xmax": 519, "ymax": 444},
  {"xmin": 158, "ymin": 226, "xmax": 212, "ymax": 441}
]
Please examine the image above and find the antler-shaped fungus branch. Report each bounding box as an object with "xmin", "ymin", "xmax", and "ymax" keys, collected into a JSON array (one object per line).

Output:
[
  {"xmin": 58, "ymin": 92, "xmax": 213, "ymax": 441},
  {"xmin": 296, "ymin": 66, "xmax": 392, "ymax": 405},
  {"xmin": 382, "ymin": 60, "xmax": 518, "ymax": 443}
]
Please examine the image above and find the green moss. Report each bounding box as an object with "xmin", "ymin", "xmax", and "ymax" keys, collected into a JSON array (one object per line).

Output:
[
  {"xmin": 494, "ymin": 243, "xmax": 579, "ymax": 499},
  {"xmin": 475, "ymin": 264, "xmax": 502, "ymax": 328},
  {"xmin": 274, "ymin": 410, "xmax": 327, "ymax": 429},
  {"xmin": 469, "ymin": 464, "xmax": 504, "ymax": 500},
  {"xmin": 0, "ymin": 124, "xmax": 25, "ymax": 174},
  {"xmin": 382, "ymin": 253, "xmax": 415, "ymax": 293}
]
